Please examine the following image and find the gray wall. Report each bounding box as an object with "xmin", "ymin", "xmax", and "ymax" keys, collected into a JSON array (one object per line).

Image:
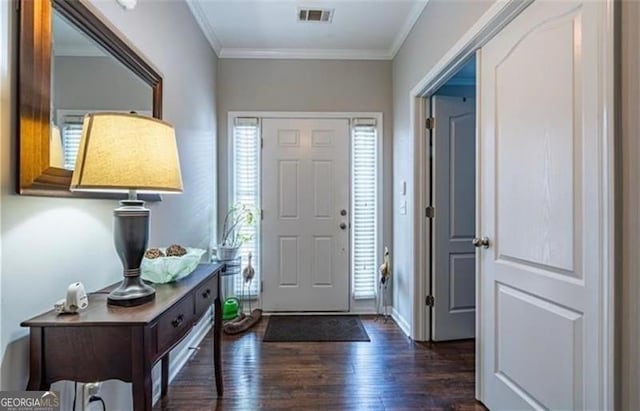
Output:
[
  {"xmin": 391, "ymin": 0, "xmax": 493, "ymax": 330},
  {"xmin": 0, "ymin": 0, "xmax": 217, "ymax": 408},
  {"xmin": 53, "ymin": 55, "xmax": 152, "ymax": 114},
  {"xmin": 216, "ymin": 58, "xmax": 393, "ymax": 287}
]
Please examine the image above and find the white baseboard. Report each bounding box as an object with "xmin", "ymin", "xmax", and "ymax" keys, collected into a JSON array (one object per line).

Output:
[
  {"xmin": 263, "ymin": 310, "xmax": 387, "ymax": 316},
  {"xmin": 392, "ymin": 307, "xmax": 411, "ymax": 337},
  {"xmin": 152, "ymin": 308, "xmax": 213, "ymax": 405},
  {"xmin": 264, "ymin": 312, "xmax": 370, "ymax": 316}
]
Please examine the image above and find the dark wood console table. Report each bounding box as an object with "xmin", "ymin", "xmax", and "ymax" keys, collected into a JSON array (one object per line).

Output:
[{"xmin": 21, "ymin": 263, "xmax": 224, "ymax": 411}]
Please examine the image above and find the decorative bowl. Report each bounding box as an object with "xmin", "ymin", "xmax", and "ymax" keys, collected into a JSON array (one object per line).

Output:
[{"xmin": 141, "ymin": 247, "xmax": 206, "ymax": 284}]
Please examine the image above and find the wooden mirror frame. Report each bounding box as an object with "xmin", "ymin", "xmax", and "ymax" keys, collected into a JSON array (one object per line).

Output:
[{"xmin": 18, "ymin": 0, "xmax": 163, "ymax": 198}]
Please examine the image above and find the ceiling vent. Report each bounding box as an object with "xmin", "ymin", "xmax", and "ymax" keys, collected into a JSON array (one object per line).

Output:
[{"xmin": 297, "ymin": 8, "xmax": 334, "ymax": 23}]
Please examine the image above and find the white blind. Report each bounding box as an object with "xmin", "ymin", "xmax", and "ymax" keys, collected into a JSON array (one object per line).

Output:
[
  {"xmin": 61, "ymin": 115, "xmax": 84, "ymax": 170},
  {"xmin": 351, "ymin": 122, "xmax": 378, "ymax": 299},
  {"xmin": 232, "ymin": 118, "xmax": 260, "ymax": 297}
]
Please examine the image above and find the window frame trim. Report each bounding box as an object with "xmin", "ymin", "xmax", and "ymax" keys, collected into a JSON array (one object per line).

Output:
[
  {"xmin": 228, "ymin": 117, "xmax": 262, "ymax": 298},
  {"xmin": 227, "ymin": 111, "xmax": 383, "ymax": 309},
  {"xmin": 351, "ymin": 121, "xmax": 380, "ymax": 300}
]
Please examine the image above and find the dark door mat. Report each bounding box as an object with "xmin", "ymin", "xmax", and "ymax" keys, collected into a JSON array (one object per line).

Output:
[{"xmin": 263, "ymin": 315, "xmax": 370, "ymax": 342}]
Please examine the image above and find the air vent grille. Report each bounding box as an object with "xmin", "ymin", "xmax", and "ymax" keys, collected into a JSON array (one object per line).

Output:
[{"xmin": 298, "ymin": 8, "xmax": 334, "ymax": 23}]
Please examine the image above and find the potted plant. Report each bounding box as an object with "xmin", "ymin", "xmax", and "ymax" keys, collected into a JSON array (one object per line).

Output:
[{"xmin": 218, "ymin": 203, "xmax": 255, "ymax": 261}]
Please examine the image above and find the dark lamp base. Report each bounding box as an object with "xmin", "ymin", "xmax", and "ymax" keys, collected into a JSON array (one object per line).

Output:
[{"xmin": 107, "ymin": 277, "xmax": 155, "ymax": 307}]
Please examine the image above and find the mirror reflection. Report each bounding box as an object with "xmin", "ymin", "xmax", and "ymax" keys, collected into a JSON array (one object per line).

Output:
[{"xmin": 51, "ymin": 10, "xmax": 153, "ymax": 170}]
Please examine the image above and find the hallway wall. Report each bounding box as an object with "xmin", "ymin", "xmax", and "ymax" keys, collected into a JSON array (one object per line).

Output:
[
  {"xmin": 0, "ymin": 1, "xmax": 218, "ymax": 408},
  {"xmin": 391, "ymin": 0, "xmax": 493, "ymax": 334}
]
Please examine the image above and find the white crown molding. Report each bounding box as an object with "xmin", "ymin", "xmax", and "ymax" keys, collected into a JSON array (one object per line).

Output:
[
  {"xmin": 218, "ymin": 48, "xmax": 392, "ymax": 60},
  {"xmin": 389, "ymin": 0, "xmax": 429, "ymax": 59},
  {"xmin": 187, "ymin": 0, "xmax": 429, "ymax": 61},
  {"xmin": 186, "ymin": 0, "xmax": 222, "ymax": 56}
]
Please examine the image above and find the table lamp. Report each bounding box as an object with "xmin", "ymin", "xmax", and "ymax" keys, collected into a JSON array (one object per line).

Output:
[{"xmin": 70, "ymin": 112, "xmax": 183, "ymax": 307}]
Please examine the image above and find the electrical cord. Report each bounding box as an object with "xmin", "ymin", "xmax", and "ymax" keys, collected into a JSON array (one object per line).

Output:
[{"xmin": 89, "ymin": 395, "xmax": 106, "ymax": 411}]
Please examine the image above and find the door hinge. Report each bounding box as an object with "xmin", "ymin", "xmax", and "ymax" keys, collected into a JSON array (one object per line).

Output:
[
  {"xmin": 425, "ymin": 117, "xmax": 435, "ymax": 130},
  {"xmin": 261, "ymin": 209, "xmax": 264, "ymax": 220},
  {"xmin": 425, "ymin": 206, "xmax": 435, "ymax": 218},
  {"xmin": 14, "ymin": 0, "xmax": 19, "ymax": 11},
  {"xmin": 260, "ymin": 280, "xmax": 264, "ymax": 293},
  {"xmin": 426, "ymin": 295, "xmax": 434, "ymax": 307},
  {"xmin": 261, "ymin": 138, "xmax": 264, "ymax": 148}
]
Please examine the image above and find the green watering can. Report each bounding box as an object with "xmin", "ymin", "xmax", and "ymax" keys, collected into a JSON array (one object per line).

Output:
[{"xmin": 222, "ymin": 297, "xmax": 240, "ymax": 321}]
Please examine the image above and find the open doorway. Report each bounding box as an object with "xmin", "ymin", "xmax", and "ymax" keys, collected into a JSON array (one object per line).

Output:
[
  {"xmin": 427, "ymin": 56, "xmax": 477, "ymax": 341},
  {"xmin": 411, "ymin": 1, "xmax": 613, "ymax": 407}
]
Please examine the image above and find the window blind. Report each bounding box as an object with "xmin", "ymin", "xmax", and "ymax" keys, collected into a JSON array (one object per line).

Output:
[
  {"xmin": 232, "ymin": 118, "xmax": 260, "ymax": 298},
  {"xmin": 61, "ymin": 115, "xmax": 84, "ymax": 170},
  {"xmin": 351, "ymin": 120, "xmax": 378, "ymax": 300}
]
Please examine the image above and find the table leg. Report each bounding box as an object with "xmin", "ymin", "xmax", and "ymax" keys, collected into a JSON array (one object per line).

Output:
[
  {"xmin": 26, "ymin": 328, "xmax": 48, "ymax": 391},
  {"xmin": 214, "ymin": 295, "xmax": 223, "ymax": 396},
  {"xmin": 132, "ymin": 373, "xmax": 152, "ymax": 411},
  {"xmin": 132, "ymin": 327, "xmax": 152, "ymax": 411},
  {"xmin": 161, "ymin": 355, "xmax": 169, "ymax": 397},
  {"xmin": 26, "ymin": 377, "xmax": 48, "ymax": 391}
]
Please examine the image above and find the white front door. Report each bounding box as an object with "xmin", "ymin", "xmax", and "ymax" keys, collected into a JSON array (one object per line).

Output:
[
  {"xmin": 431, "ymin": 95, "xmax": 476, "ymax": 341},
  {"xmin": 262, "ymin": 118, "xmax": 350, "ymax": 312},
  {"xmin": 479, "ymin": 1, "xmax": 612, "ymax": 409}
]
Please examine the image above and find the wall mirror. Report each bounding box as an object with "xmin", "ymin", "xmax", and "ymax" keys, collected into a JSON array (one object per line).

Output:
[{"xmin": 18, "ymin": 0, "xmax": 162, "ymax": 198}]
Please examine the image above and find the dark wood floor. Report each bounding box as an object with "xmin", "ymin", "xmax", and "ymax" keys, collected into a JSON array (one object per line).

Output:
[{"xmin": 155, "ymin": 316, "xmax": 485, "ymax": 410}]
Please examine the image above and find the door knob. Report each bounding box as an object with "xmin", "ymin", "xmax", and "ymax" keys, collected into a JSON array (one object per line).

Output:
[
  {"xmin": 339, "ymin": 222, "xmax": 347, "ymax": 230},
  {"xmin": 472, "ymin": 237, "xmax": 490, "ymax": 249}
]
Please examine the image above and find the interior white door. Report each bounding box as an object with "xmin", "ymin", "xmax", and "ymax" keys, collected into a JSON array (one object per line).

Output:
[
  {"xmin": 431, "ymin": 95, "xmax": 476, "ymax": 341},
  {"xmin": 262, "ymin": 118, "xmax": 350, "ymax": 312},
  {"xmin": 479, "ymin": 1, "xmax": 612, "ymax": 409}
]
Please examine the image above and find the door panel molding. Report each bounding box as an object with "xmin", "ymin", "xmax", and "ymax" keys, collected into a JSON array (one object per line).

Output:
[
  {"xmin": 262, "ymin": 118, "xmax": 350, "ymax": 312},
  {"xmin": 479, "ymin": 1, "xmax": 614, "ymax": 408},
  {"xmin": 432, "ymin": 95, "xmax": 477, "ymax": 342}
]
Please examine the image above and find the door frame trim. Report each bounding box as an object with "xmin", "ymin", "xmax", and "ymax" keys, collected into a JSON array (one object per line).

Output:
[
  {"xmin": 407, "ymin": 0, "xmax": 615, "ymax": 407},
  {"xmin": 409, "ymin": 0, "xmax": 535, "ymax": 341},
  {"xmin": 227, "ymin": 111, "xmax": 384, "ymax": 314}
]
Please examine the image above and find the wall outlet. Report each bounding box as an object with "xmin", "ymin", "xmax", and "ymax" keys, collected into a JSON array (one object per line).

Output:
[{"xmin": 82, "ymin": 382, "xmax": 101, "ymax": 410}]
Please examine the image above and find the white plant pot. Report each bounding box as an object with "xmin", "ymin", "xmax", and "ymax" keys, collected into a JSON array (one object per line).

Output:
[{"xmin": 217, "ymin": 245, "xmax": 240, "ymax": 261}]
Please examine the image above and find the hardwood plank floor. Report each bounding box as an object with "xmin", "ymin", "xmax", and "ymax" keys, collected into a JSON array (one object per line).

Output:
[{"xmin": 155, "ymin": 316, "xmax": 486, "ymax": 411}]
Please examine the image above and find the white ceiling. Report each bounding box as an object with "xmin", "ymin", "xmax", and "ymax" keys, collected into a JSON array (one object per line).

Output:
[{"xmin": 186, "ymin": 0, "xmax": 429, "ymax": 60}]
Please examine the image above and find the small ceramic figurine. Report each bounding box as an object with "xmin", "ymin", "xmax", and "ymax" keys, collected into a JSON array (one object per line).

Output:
[
  {"xmin": 378, "ymin": 247, "xmax": 391, "ymax": 320},
  {"xmin": 242, "ymin": 252, "xmax": 256, "ymax": 313}
]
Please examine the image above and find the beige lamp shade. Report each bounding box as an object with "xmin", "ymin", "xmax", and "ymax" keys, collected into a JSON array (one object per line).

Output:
[{"xmin": 70, "ymin": 112, "xmax": 183, "ymax": 193}]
